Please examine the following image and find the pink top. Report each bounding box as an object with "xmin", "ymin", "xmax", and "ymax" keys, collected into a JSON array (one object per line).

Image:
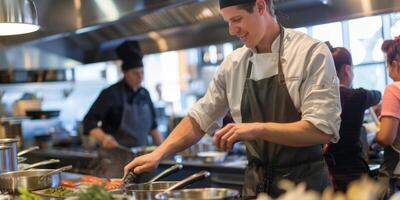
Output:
[{"xmin": 381, "ymin": 82, "xmax": 400, "ymax": 120}]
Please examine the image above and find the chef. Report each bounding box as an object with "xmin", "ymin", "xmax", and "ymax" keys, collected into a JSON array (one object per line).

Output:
[
  {"xmin": 124, "ymin": 0, "xmax": 341, "ymax": 197},
  {"xmin": 83, "ymin": 40, "xmax": 163, "ymax": 178}
]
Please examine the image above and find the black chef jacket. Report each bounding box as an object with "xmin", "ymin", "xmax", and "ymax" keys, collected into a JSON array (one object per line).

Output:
[
  {"xmin": 327, "ymin": 87, "xmax": 381, "ymax": 154},
  {"xmin": 83, "ymin": 80, "xmax": 158, "ymax": 136}
]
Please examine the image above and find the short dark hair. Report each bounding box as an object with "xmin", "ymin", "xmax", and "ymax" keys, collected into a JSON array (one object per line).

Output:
[
  {"xmin": 237, "ymin": 0, "xmax": 275, "ymax": 17},
  {"xmin": 381, "ymin": 37, "xmax": 400, "ymax": 64},
  {"xmin": 331, "ymin": 47, "xmax": 353, "ymax": 74}
]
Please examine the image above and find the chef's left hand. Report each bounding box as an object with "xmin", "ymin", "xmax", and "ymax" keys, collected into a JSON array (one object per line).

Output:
[{"xmin": 213, "ymin": 123, "xmax": 263, "ymax": 151}]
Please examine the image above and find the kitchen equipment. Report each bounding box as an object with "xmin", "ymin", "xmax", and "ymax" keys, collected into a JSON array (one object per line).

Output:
[
  {"xmin": 18, "ymin": 159, "xmax": 60, "ymax": 170},
  {"xmin": 118, "ymin": 164, "xmax": 183, "ymax": 191},
  {"xmin": 26, "ymin": 110, "xmax": 60, "ymax": 119},
  {"xmin": 0, "ymin": 165, "xmax": 73, "ymax": 193},
  {"xmin": 123, "ymin": 171, "xmax": 210, "ymax": 200},
  {"xmin": 177, "ymin": 142, "xmax": 215, "ymax": 159},
  {"xmin": 156, "ymin": 188, "xmax": 240, "ymax": 200},
  {"xmin": 148, "ymin": 164, "xmax": 183, "ymax": 183},
  {"xmin": 17, "ymin": 146, "xmax": 39, "ymax": 156},
  {"xmin": 0, "ymin": 118, "xmax": 24, "ymax": 149},
  {"xmin": 0, "ymin": 138, "xmax": 18, "ymax": 173},
  {"xmin": 0, "ymin": 145, "xmax": 14, "ymax": 174},
  {"xmin": 12, "ymin": 99, "xmax": 41, "ymax": 117},
  {"xmin": 197, "ymin": 151, "xmax": 227, "ymax": 163},
  {"xmin": 17, "ymin": 156, "xmax": 27, "ymax": 163}
]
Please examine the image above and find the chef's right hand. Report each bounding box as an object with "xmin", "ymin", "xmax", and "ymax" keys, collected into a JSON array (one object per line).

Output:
[
  {"xmin": 123, "ymin": 151, "xmax": 162, "ymax": 178},
  {"xmin": 101, "ymin": 134, "xmax": 119, "ymax": 149}
]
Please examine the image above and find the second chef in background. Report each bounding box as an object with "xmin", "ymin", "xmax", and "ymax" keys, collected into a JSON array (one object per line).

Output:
[{"xmin": 83, "ymin": 41, "xmax": 163, "ymax": 178}]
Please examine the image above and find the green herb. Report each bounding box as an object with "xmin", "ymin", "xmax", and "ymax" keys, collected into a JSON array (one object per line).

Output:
[
  {"xmin": 76, "ymin": 185, "xmax": 114, "ymax": 200},
  {"xmin": 44, "ymin": 186, "xmax": 75, "ymax": 197},
  {"xmin": 18, "ymin": 188, "xmax": 43, "ymax": 200}
]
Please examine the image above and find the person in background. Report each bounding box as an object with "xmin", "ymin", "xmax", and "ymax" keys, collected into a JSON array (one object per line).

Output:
[
  {"xmin": 83, "ymin": 40, "xmax": 163, "ymax": 178},
  {"xmin": 323, "ymin": 45, "xmax": 381, "ymax": 192},
  {"xmin": 376, "ymin": 35, "xmax": 400, "ymax": 197},
  {"xmin": 124, "ymin": 0, "xmax": 341, "ymax": 197}
]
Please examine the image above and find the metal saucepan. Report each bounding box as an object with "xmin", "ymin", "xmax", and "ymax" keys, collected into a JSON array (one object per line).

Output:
[
  {"xmin": 156, "ymin": 188, "xmax": 240, "ymax": 200},
  {"xmin": 0, "ymin": 138, "xmax": 19, "ymax": 173},
  {"xmin": 0, "ymin": 165, "xmax": 73, "ymax": 193},
  {"xmin": 116, "ymin": 164, "xmax": 183, "ymax": 192},
  {"xmin": 115, "ymin": 171, "xmax": 210, "ymax": 200},
  {"xmin": 0, "ymin": 145, "xmax": 14, "ymax": 174},
  {"xmin": 197, "ymin": 151, "xmax": 228, "ymax": 164},
  {"xmin": 18, "ymin": 159, "xmax": 60, "ymax": 170}
]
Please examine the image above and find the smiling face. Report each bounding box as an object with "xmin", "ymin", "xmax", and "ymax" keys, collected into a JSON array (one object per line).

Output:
[{"xmin": 221, "ymin": 1, "xmax": 267, "ymax": 49}]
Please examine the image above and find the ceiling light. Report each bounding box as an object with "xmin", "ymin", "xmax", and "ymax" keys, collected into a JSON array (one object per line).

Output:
[{"xmin": 0, "ymin": 0, "xmax": 40, "ymax": 36}]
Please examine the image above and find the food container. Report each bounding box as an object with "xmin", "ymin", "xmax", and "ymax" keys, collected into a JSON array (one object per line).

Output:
[
  {"xmin": 156, "ymin": 188, "xmax": 239, "ymax": 200},
  {"xmin": 197, "ymin": 151, "xmax": 227, "ymax": 163}
]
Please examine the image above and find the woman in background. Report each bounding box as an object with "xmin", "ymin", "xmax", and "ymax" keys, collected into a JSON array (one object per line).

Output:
[
  {"xmin": 324, "ymin": 46, "xmax": 381, "ymax": 192},
  {"xmin": 376, "ymin": 35, "xmax": 400, "ymax": 197}
]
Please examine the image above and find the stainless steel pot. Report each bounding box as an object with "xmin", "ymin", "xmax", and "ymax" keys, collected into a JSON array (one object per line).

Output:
[
  {"xmin": 0, "ymin": 118, "xmax": 23, "ymax": 149},
  {"xmin": 0, "ymin": 165, "xmax": 72, "ymax": 193},
  {"xmin": 0, "ymin": 145, "xmax": 14, "ymax": 174},
  {"xmin": 0, "ymin": 138, "xmax": 18, "ymax": 172},
  {"xmin": 156, "ymin": 188, "xmax": 240, "ymax": 200}
]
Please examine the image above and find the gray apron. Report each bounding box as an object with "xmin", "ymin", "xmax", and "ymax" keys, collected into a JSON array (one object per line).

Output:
[
  {"xmin": 378, "ymin": 146, "xmax": 400, "ymax": 198},
  {"xmin": 241, "ymin": 26, "xmax": 331, "ymax": 197},
  {"xmin": 98, "ymin": 87, "xmax": 153, "ymax": 178}
]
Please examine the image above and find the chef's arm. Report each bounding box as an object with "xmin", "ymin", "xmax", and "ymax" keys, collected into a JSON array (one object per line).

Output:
[
  {"xmin": 150, "ymin": 129, "xmax": 163, "ymax": 145},
  {"xmin": 257, "ymin": 120, "xmax": 332, "ymax": 147},
  {"xmin": 153, "ymin": 116, "xmax": 205, "ymax": 159},
  {"xmin": 89, "ymin": 127, "xmax": 118, "ymax": 148}
]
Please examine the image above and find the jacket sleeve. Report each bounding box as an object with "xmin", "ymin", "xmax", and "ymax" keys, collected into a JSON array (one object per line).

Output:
[{"xmin": 364, "ymin": 89, "xmax": 381, "ymax": 108}]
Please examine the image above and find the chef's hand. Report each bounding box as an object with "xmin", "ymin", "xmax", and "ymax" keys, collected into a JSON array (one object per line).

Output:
[
  {"xmin": 123, "ymin": 151, "xmax": 162, "ymax": 178},
  {"xmin": 213, "ymin": 123, "xmax": 262, "ymax": 151},
  {"xmin": 101, "ymin": 134, "xmax": 119, "ymax": 149}
]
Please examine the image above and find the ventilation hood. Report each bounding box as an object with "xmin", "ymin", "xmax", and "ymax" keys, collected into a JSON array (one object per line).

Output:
[{"xmin": 0, "ymin": 0, "xmax": 399, "ymax": 69}]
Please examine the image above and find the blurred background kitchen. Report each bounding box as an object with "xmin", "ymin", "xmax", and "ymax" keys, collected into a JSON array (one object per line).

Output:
[{"xmin": 0, "ymin": 0, "xmax": 399, "ymax": 191}]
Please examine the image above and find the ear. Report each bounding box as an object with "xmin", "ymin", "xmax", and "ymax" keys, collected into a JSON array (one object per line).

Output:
[
  {"xmin": 344, "ymin": 64, "xmax": 352, "ymax": 76},
  {"xmin": 394, "ymin": 60, "xmax": 400, "ymax": 72},
  {"xmin": 255, "ymin": 0, "xmax": 267, "ymax": 15}
]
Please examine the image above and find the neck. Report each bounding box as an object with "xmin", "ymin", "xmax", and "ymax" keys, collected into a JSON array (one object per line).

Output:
[
  {"xmin": 340, "ymin": 80, "xmax": 351, "ymax": 88},
  {"xmin": 255, "ymin": 20, "xmax": 280, "ymax": 53}
]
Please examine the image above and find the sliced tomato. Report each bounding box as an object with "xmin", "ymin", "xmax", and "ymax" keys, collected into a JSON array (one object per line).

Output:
[
  {"xmin": 60, "ymin": 180, "xmax": 76, "ymax": 188},
  {"xmin": 80, "ymin": 175, "xmax": 104, "ymax": 183}
]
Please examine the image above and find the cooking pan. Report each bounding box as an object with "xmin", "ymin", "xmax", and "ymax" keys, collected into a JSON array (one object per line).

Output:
[
  {"xmin": 115, "ymin": 171, "xmax": 210, "ymax": 200},
  {"xmin": 156, "ymin": 188, "xmax": 240, "ymax": 200},
  {"xmin": 0, "ymin": 165, "xmax": 72, "ymax": 193},
  {"xmin": 25, "ymin": 110, "xmax": 60, "ymax": 119},
  {"xmin": 115, "ymin": 164, "xmax": 183, "ymax": 192}
]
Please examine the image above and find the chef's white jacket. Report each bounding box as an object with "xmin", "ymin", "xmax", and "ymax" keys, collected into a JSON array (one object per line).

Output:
[{"xmin": 189, "ymin": 27, "xmax": 341, "ymax": 142}]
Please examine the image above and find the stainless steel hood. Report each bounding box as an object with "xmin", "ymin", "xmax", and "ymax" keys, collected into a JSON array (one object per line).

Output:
[{"xmin": 0, "ymin": 0, "xmax": 400, "ymax": 69}]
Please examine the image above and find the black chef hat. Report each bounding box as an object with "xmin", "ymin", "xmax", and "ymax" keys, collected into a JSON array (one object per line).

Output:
[
  {"xmin": 219, "ymin": 0, "xmax": 256, "ymax": 9},
  {"xmin": 115, "ymin": 40, "xmax": 143, "ymax": 71}
]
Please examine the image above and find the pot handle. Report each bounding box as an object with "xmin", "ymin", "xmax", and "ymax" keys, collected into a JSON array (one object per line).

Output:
[
  {"xmin": 20, "ymin": 159, "xmax": 60, "ymax": 170},
  {"xmin": 17, "ymin": 146, "xmax": 40, "ymax": 156},
  {"xmin": 39, "ymin": 165, "xmax": 73, "ymax": 180},
  {"xmin": 148, "ymin": 164, "xmax": 183, "ymax": 183},
  {"xmin": 163, "ymin": 170, "xmax": 210, "ymax": 193}
]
